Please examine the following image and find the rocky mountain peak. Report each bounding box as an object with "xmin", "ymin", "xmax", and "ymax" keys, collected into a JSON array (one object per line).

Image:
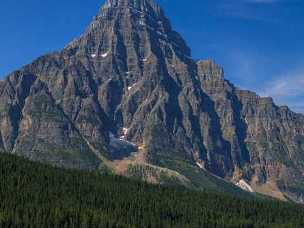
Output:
[
  {"xmin": 96, "ymin": 0, "xmax": 163, "ymax": 26},
  {"xmin": 1, "ymin": 0, "xmax": 304, "ymax": 203},
  {"xmin": 101, "ymin": 0, "xmax": 162, "ymax": 14},
  {"xmin": 65, "ymin": 0, "xmax": 191, "ymax": 61}
]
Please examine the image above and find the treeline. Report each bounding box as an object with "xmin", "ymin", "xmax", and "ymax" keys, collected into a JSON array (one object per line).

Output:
[{"xmin": 0, "ymin": 153, "xmax": 303, "ymax": 227}]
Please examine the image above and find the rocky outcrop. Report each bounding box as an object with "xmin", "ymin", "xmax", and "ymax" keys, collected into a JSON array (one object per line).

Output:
[
  {"xmin": 197, "ymin": 60, "xmax": 304, "ymax": 201},
  {"xmin": 1, "ymin": 0, "xmax": 304, "ymax": 201}
]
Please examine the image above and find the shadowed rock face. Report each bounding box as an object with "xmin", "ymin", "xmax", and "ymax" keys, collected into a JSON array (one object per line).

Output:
[{"xmin": 1, "ymin": 0, "xmax": 304, "ymax": 201}]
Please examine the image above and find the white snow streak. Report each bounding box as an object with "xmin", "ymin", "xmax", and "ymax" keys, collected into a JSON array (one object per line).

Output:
[
  {"xmin": 101, "ymin": 51, "xmax": 110, "ymax": 58},
  {"xmin": 196, "ymin": 162, "xmax": 204, "ymax": 169},
  {"xmin": 127, "ymin": 83, "xmax": 136, "ymax": 91},
  {"xmin": 236, "ymin": 179, "xmax": 254, "ymax": 193}
]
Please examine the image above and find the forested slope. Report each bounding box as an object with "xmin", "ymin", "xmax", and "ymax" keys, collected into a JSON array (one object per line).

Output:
[{"xmin": 0, "ymin": 153, "xmax": 303, "ymax": 227}]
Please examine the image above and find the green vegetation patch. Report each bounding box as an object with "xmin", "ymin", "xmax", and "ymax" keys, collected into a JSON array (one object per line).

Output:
[{"xmin": 0, "ymin": 153, "xmax": 304, "ymax": 227}]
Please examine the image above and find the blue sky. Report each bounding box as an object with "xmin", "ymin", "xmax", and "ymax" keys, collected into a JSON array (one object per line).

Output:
[{"xmin": 0, "ymin": 0, "xmax": 303, "ymax": 112}]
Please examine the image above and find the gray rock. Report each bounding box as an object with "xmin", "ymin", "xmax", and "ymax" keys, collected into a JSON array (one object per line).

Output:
[{"xmin": 1, "ymin": 0, "xmax": 304, "ymax": 201}]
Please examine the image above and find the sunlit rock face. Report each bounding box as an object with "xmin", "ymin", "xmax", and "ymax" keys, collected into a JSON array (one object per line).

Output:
[{"xmin": 1, "ymin": 0, "xmax": 304, "ymax": 202}]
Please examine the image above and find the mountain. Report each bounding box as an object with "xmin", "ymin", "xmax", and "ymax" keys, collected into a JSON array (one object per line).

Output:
[{"xmin": 1, "ymin": 0, "xmax": 304, "ymax": 202}]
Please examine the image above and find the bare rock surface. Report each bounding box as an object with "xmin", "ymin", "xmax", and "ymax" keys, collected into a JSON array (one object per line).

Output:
[{"xmin": 1, "ymin": 0, "xmax": 304, "ymax": 202}]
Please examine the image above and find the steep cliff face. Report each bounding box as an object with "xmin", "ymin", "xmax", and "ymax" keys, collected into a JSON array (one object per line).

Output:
[
  {"xmin": 197, "ymin": 60, "xmax": 304, "ymax": 201},
  {"xmin": 0, "ymin": 71, "xmax": 101, "ymax": 169},
  {"xmin": 1, "ymin": 0, "xmax": 304, "ymax": 201}
]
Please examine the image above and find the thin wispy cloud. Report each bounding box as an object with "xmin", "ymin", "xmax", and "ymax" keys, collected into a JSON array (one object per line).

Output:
[
  {"xmin": 222, "ymin": 48, "xmax": 304, "ymax": 113},
  {"xmin": 214, "ymin": 0, "xmax": 283, "ymax": 22},
  {"xmin": 259, "ymin": 69, "xmax": 304, "ymax": 113}
]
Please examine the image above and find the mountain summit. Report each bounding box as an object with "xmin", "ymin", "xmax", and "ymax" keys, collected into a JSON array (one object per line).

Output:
[{"xmin": 1, "ymin": 0, "xmax": 304, "ymax": 202}]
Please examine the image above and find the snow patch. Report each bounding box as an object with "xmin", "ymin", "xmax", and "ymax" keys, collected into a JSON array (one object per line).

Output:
[
  {"xmin": 110, "ymin": 133, "xmax": 136, "ymax": 147},
  {"xmin": 101, "ymin": 51, "xmax": 110, "ymax": 58},
  {"xmin": 236, "ymin": 179, "xmax": 254, "ymax": 193},
  {"xmin": 138, "ymin": 144, "xmax": 145, "ymax": 150},
  {"xmin": 127, "ymin": 83, "xmax": 136, "ymax": 91},
  {"xmin": 109, "ymin": 133, "xmax": 137, "ymax": 159},
  {"xmin": 196, "ymin": 162, "xmax": 204, "ymax": 169},
  {"xmin": 120, "ymin": 127, "xmax": 129, "ymax": 140},
  {"xmin": 91, "ymin": 54, "xmax": 97, "ymax": 58},
  {"xmin": 244, "ymin": 118, "xmax": 247, "ymax": 124}
]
